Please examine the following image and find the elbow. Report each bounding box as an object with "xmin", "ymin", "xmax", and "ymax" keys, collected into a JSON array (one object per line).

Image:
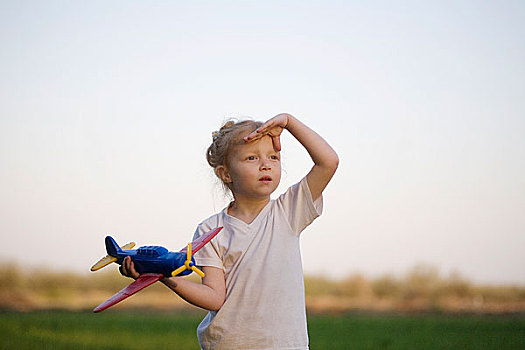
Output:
[
  {"xmin": 209, "ymin": 304, "xmax": 223, "ymax": 312},
  {"xmin": 327, "ymin": 151, "xmax": 339, "ymax": 175},
  {"xmin": 208, "ymin": 296, "xmax": 225, "ymax": 312},
  {"xmin": 206, "ymin": 287, "xmax": 226, "ymax": 312},
  {"xmin": 316, "ymin": 151, "xmax": 339, "ymax": 178},
  {"xmin": 332, "ymin": 152, "xmax": 340, "ymax": 170}
]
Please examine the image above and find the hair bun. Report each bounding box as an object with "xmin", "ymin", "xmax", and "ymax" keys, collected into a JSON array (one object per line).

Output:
[{"xmin": 221, "ymin": 120, "xmax": 236, "ymax": 130}]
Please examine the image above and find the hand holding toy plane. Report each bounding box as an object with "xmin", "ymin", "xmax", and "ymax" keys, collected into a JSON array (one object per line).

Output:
[{"xmin": 91, "ymin": 227, "xmax": 223, "ymax": 313}]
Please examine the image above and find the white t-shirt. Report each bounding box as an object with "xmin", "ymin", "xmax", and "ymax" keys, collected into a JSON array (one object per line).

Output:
[{"xmin": 192, "ymin": 177, "xmax": 323, "ymax": 350}]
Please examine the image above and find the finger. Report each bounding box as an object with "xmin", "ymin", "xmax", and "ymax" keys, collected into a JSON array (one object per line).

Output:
[
  {"xmin": 244, "ymin": 122, "xmax": 274, "ymax": 142},
  {"xmin": 120, "ymin": 261, "xmax": 128, "ymax": 276},
  {"xmin": 122, "ymin": 257, "xmax": 136, "ymax": 279},
  {"xmin": 243, "ymin": 132, "xmax": 257, "ymax": 142},
  {"xmin": 128, "ymin": 259, "xmax": 139, "ymax": 279},
  {"xmin": 272, "ymin": 135, "xmax": 281, "ymax": 151},
  {"xmin": 124, "ymin": 256, "xmax": 133, "ymax": 276},
  {"xmin": 122, "ymin": 256, "xmax": 131, "ymax": 275},
  {"xmin": 244, "ymin": 127, "xmax": 265, "ymax": 142},
  {"xmin": 244, "ymin": 132, "xmax": 264, "ymax": 143}
]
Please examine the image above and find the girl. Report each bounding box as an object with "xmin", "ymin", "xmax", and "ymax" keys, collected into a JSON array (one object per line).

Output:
[{"xmin": 121, "ymin": 113, "xmax": 338, "ymax": 349}]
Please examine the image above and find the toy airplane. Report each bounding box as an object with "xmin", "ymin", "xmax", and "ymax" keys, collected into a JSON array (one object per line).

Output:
[{"xmin": 91, "ymin": 227, "xmax": 223, "ymax": 313}]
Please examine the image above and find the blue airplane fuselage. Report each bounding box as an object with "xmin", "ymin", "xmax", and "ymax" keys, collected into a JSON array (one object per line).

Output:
[{"xmin": 105, "ymin": 236, "xmax": 194, "ymax": 277}]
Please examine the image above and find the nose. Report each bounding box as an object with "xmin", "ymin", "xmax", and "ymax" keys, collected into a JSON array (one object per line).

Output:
[{"xmin": 260, "ymin": 160, "xmax": 271, "ymax": 171}]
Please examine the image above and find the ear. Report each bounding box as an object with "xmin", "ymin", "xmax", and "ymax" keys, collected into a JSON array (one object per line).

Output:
[{"xmin": 216, "ymin": 165, "xmax": 232, "ymax": 184}]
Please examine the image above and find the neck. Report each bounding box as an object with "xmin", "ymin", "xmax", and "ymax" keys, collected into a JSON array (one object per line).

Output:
[{"xmin": 227, "ymin": 195, "xmax": 270, "ymax": 224}]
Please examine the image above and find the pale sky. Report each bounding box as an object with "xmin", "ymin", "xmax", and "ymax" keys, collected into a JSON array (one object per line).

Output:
[{"xmin": 1, "ymin": 1, "xmax": 524, "ymax": 284}]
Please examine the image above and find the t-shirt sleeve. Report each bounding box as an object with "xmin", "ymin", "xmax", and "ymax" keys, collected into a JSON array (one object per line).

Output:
[
  {"xmin": 276, "ymin": 176, "xmax": 323, "ymax": 235},
  {"xmin": 192, "ymin": 224, "xmax": 224, "ymax": 270}
]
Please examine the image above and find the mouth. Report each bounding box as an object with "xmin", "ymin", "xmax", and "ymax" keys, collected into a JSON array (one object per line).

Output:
[{"xmin": 259, "ymin": 176, "xmax": 272, "ymax": 182}]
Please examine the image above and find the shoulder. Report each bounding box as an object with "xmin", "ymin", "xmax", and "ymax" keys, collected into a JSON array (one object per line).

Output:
[
  {"xmin": 196, "ymin": 209, "xmax": 226, "ymax": 234},
  {"xmin": 275, "ymin": 176, "xmax": 310, "ymax": 204},
  {"xmin": 273, "ymin": 176, "xmax": 323, "ymax": 234}
]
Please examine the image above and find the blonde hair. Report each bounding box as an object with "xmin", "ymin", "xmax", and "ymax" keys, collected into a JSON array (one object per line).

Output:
[{"xmin": 206, "ymin": 118, "xmax": 263, "ymax": 189}]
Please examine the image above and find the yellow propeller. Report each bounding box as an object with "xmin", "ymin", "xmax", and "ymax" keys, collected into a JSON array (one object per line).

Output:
[{"xmin": 171, "ymin": 243, "xmax": 205, "ymax": 278}]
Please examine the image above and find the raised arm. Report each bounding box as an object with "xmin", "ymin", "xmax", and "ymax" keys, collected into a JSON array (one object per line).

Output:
[{"xmin": 245, "ymin": 113, "xmax": 339, "ymax": 201}]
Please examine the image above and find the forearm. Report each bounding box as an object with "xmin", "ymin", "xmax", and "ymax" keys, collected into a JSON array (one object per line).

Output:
[
  {"xmin": 160, "ymin": 266, "xmax": 226, "ymax": 311},
  {"xmin": 283, "ymin": 114, "xmax": 339, "ymax": 200},
  {"xmin": 285, "ymin": 114, "xmax": 339, "ymax": 170},
  {"xmin": 160, "ymin": 277, "xmax": 224, "ymax": 311},
  {"xmin": 121, "ymin": 256, "xmax": 225, "ymax": 311}
]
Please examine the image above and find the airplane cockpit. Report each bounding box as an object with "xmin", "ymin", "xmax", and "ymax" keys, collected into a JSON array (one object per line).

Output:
[{"xmin": 136, "ymin": 246, "xmax": 169, "ymax": 257}]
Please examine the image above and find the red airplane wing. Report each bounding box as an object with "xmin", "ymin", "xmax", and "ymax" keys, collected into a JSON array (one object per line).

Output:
[
  {"xmin": 93, "ymin": 273, "xmax": 163, "ymax": 313},
  {"xmin": 180, "ymin": 227, "xmax": 223, "ymax": 255}
]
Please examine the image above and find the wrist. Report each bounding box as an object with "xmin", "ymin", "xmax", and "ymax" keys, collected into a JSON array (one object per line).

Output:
[
  {"xmin": 279, "ymin": 113, "xmax": 294, "ymax": 129},
  {"xmin": 283, "ymin": 113, "xmax": 296, "ymax": 130}
]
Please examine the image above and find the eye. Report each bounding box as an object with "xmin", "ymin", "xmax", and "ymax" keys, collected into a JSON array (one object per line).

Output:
[
  {"xmin": 270, "ymin": 155, "xmax": 279, "ymax": 160},
  {"xmin": 246, "ymin": 155, "xmax": 256, "ymax": 161}
]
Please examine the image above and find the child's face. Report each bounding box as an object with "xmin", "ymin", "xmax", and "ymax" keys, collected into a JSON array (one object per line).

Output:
[{"xmin": 222, "ymin": 135, "xmax": 281, "ymax": 200}]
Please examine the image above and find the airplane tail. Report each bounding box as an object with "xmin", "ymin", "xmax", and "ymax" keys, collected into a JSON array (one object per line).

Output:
[
  {"xmin": 91, "ymin": 238, "xmax": 135, "ymax": 272},
  {"xmin": 105, "ymin": 236, "xmax": 122, "ymax": 257}
]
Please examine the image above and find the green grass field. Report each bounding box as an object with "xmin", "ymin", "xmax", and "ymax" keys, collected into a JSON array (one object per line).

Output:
[{"xmin": 1, "ymin": 311, "xmax": 524, "ymax": 349}]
